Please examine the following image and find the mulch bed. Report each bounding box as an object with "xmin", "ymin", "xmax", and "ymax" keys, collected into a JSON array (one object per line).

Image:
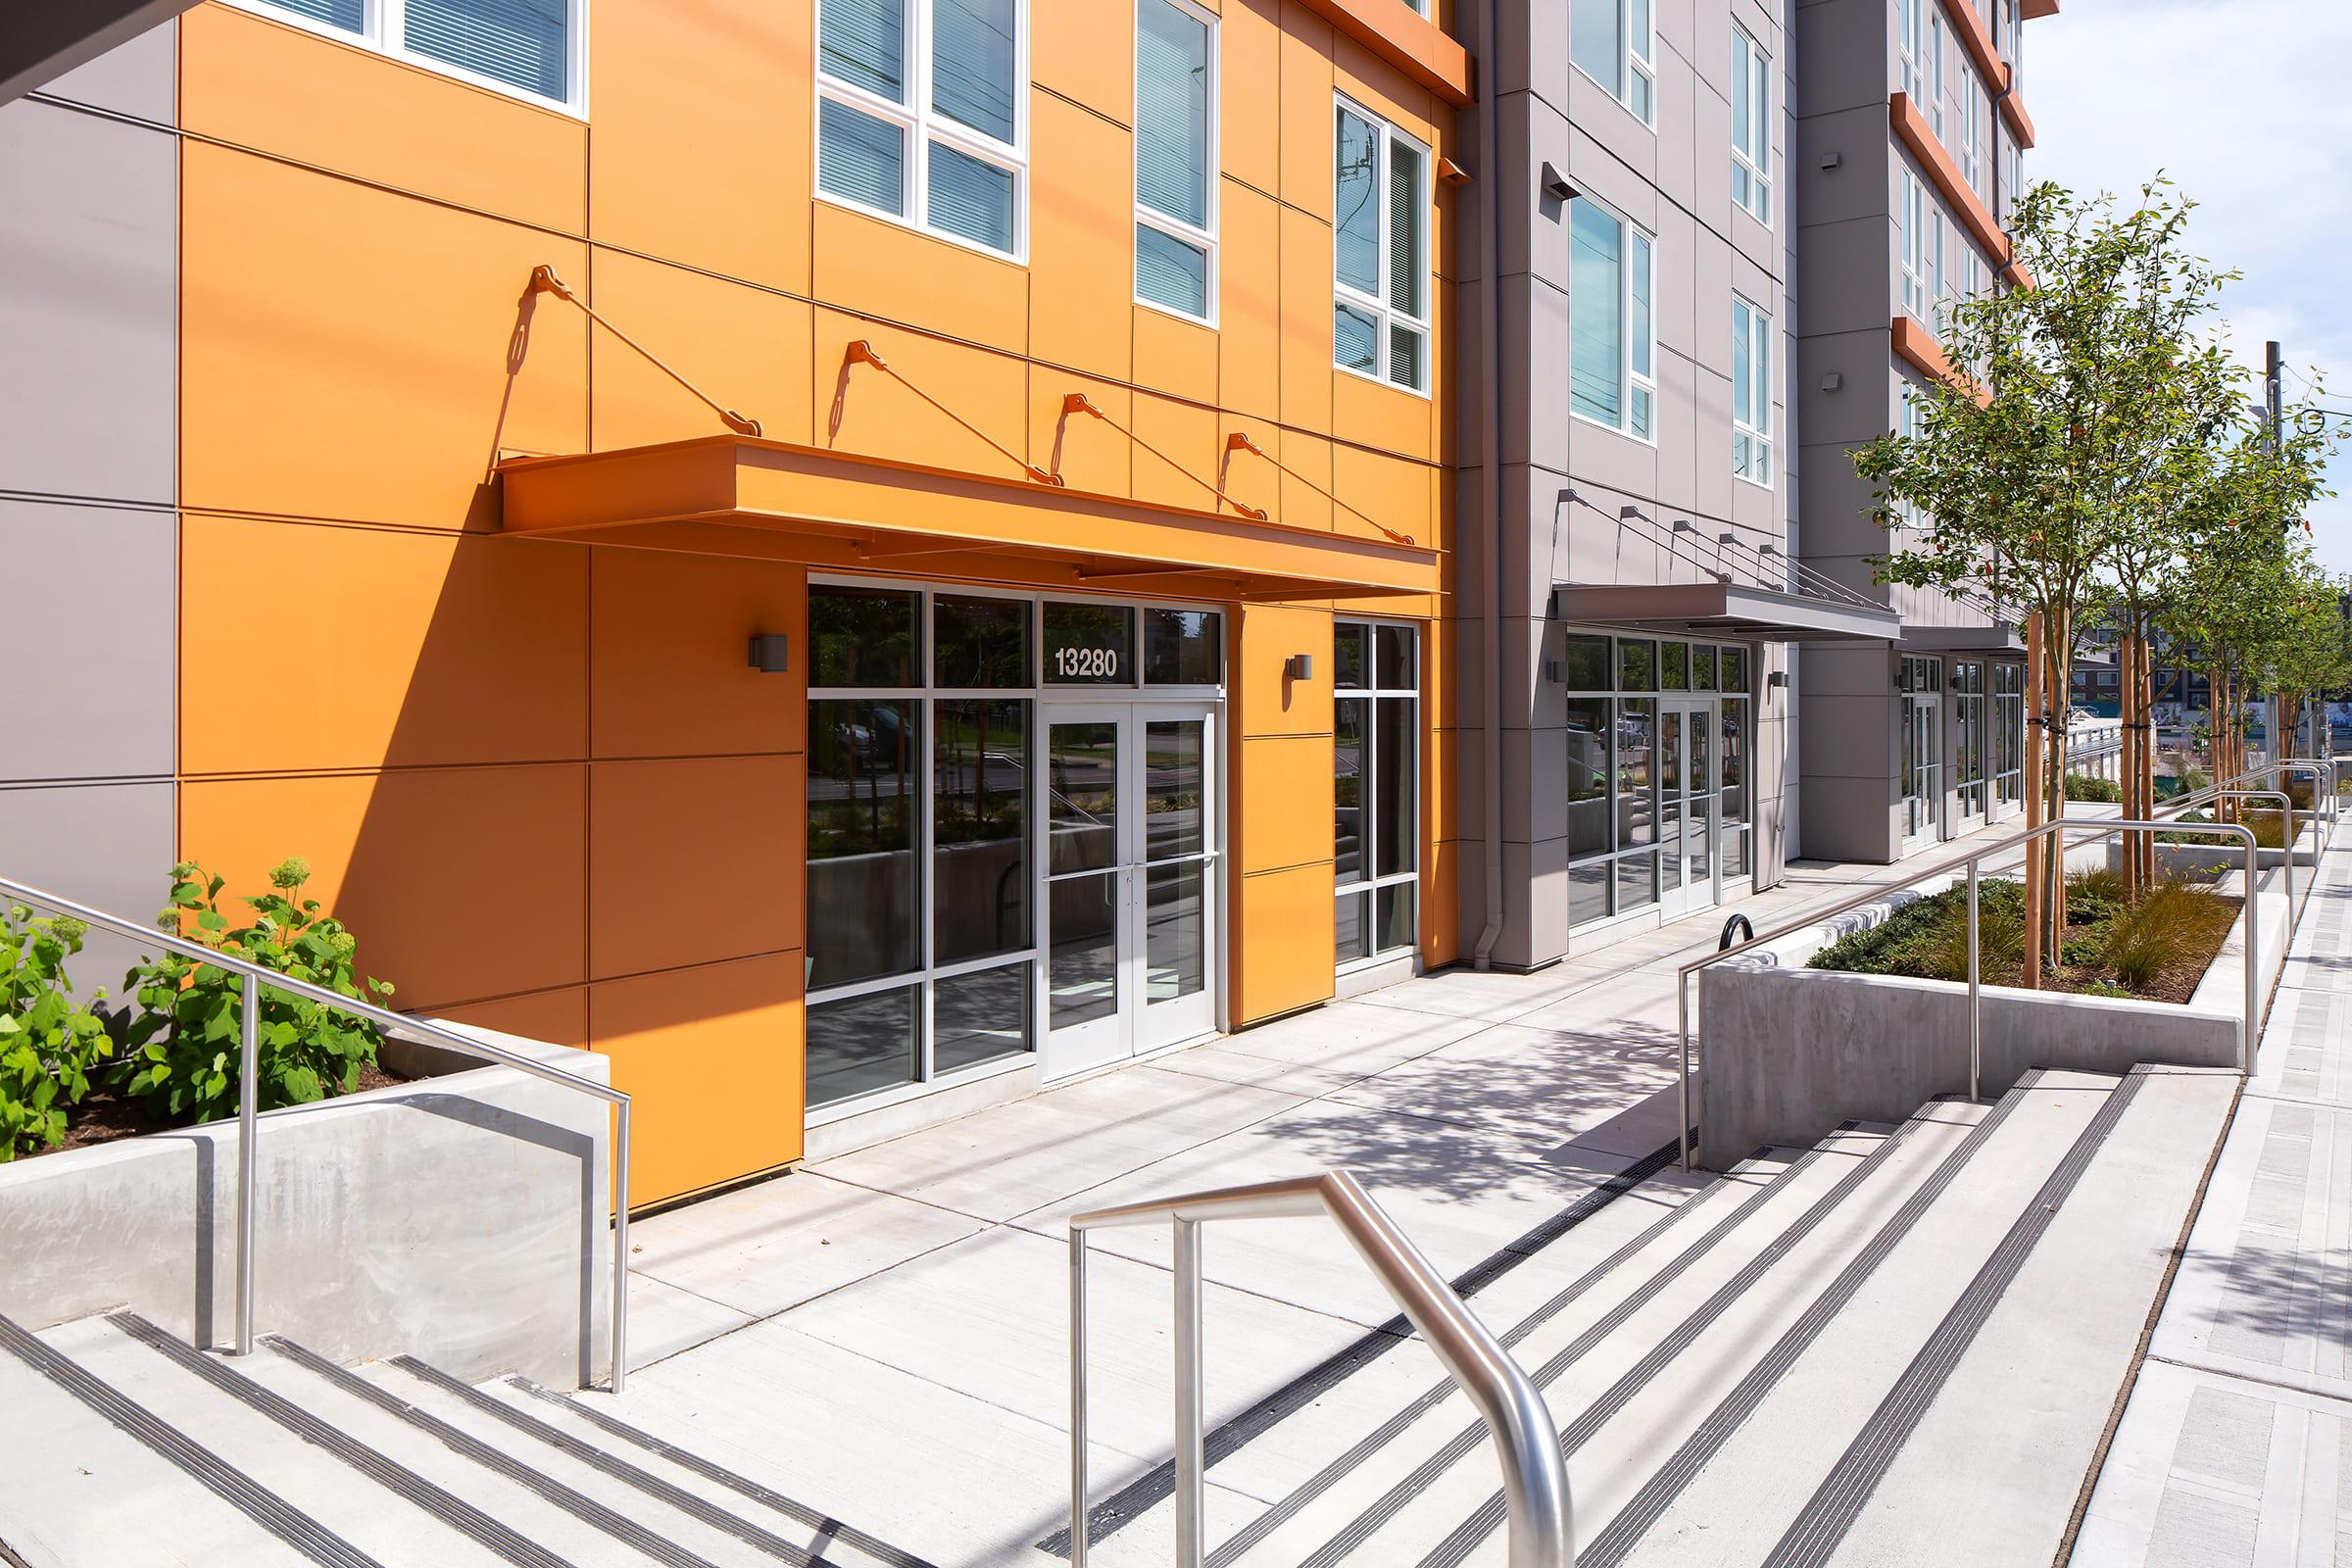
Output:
[
  {"xmin": 37, "ymin": 1057, "xmax": 410, "ymax": 1158},
  {"xmin": 1996, "ymin": 895, "xmax": 2241, "ymax": 1005}
]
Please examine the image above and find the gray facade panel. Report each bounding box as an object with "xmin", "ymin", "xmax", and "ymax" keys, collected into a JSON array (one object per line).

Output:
[
  {"xmin": 38, "ymin": 18, "xmax": 175, "ymax": 124},
  {"xmin": 0, "ymin": 96, "xmax": 176, "ymax": 508},
  {"xmin": 0, "ymin": 500, "xmax": 175, "ymax": 784},
  {"xmin": 0, "ymin": 779, "xmax": 175, "ymax": 1001}
]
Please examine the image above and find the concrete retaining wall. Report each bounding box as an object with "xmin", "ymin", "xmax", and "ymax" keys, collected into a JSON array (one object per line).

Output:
[
  {"xmin": 0, "ymin": 1022, "xmax": 612, "ymax": 1388},
  {"xmin": 1696, "ymin": 851, "xmax": 2299, "ymax": 1170}
]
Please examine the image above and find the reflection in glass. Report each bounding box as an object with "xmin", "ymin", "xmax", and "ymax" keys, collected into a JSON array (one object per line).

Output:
[
  {"xmin": 1562, "ymin": 634, "xmax": 1611, "ymax": 691},
  {"xmin": 1148, "ymin": 863, "xmax": 1205, "ymax": 1003},
  {"xmin": 1693, "ymin": 646, "xmax": 1718, "ymax": 690},
  {"xmin": 1617, "ymin": 852, "xmax": 1657, "ymax": 912},
  {"xmin": 1376, "ymin": 624, "xmax": 1416, "ymax": 689},
  {"xmin": 1336, "ymin": 890, "xmax": 1369, "ymax": 964},
  {"xmin": 810, "ymin": 585, "xmax": 919, "ymax": 687},
  {"xmin": 1335, "ymin": 698, "xmax": 1367, "ymax": 881},
  {"xmin": 1335, "ymin": 623, "xmax": 1369, "ymax": 690},
  {"xmin": 1571, "ymin": 859, "xmax": 1610, "ymax": 926},
  {"xmin": 1567, "ymin": 698, "xmax": 1611, "ymax": 860},
  {"xmin": 1661, "ymin": 641, "xmax": 1690, "ymax": 691},
  {"xmin": 1721, "ymin": 647, "xmax": 1749, "ymax": 693},
  {"xmin": 1050, "ymin": 874, "xmax": 1119, "ymax": 1027},
  {"xmin": 807, "ymin": 985, "xmax": 917, "ymax": 1107},
  {"xmin": 935, "ymin": 700, "xmax": 1029, "ymax": 964},
  {"xmin": 1048, "ymin": 722, "xmax": 1119, "ymax": 873},
  {"xmin": 1376, "ymin": 882, "xmax": 1415, "ymax": 955},
  {"xmin": 1720, "ymin": 699, "xmax": 1749, "ymax": 827},
  {"xmin": 1145, "ymin": 720, "xmax": 1205, "ymax": 860},
  {"xmin": 1620, "ymin": 639, "xmax": 1656, "ymax": 692},
  {"xmin": 1336, "ymin": 107, "xmax": 1380, "ymax": 295},
  {"xmin": 1616, "ymin": 698, "xmax": 1657, "ymax": 847},
  {"xmin": 934, "ymin": 963, "xmax": 1032, "ymax": 1074},
  {"xmin": 808, "ymin": 699, "xmax": 920, "ymax": 990},
  {"xmin": 1144, "ymin": 610, "xmax": 1223, "ymax": 685},
  {"xmin": 1376, "ymin": 697, "xmax": 1415, "ymax": 880},
  {"xmin": 934, "ymin": 595, "xmax": 1028, "ymax": 687},
  {"xmin": 1690, "ymin": 715, "xmax": 1713, "ymax": 881}
]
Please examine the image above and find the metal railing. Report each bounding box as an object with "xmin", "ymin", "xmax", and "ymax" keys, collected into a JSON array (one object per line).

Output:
[
  {"xmin": 1674, "ymin": 802, "xmax": 2293, "ymax": 1172},
  {"xmin": 0, "ymin": 873, "xmax": 632, "ymax": 1393},
  {"xmin": 1066, "ymin": 1171, "xmax": 1572, "ymax": 1568}
]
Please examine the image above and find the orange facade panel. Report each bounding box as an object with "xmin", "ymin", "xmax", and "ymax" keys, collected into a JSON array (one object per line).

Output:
[
  {"xmin": 1293, "ymin": 0, "xmax": 1473, "ymax": 108},
  {"xmin": 1891, "ymin": 314, "xmax": 1990, "ymax": 408},
  {"xmin": 1889, "ymin": 92, "xmax": 2010, "ymax": 274},
  {"xmin": 497, "ymin": 436, "xmax": 1441, "ymax": 601}
]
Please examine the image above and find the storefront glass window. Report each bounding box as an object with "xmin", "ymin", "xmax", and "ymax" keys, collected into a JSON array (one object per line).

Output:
[{"xmin": 1336, "ymin": 619, "xmax": 1420, "ymax": 966}]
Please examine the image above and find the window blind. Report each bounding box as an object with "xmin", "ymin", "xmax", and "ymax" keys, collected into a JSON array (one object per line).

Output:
[{"xmin": 403, "ymin": 0, "xmax": 567, "ymax": 101}]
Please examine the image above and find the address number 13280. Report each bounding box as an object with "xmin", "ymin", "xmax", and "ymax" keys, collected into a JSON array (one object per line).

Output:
[{"xmin": 1054, "ymin": 646, "xmax": 1120, "ymax": 679}]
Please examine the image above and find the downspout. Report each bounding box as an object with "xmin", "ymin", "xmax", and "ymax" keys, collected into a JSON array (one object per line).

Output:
[{"xmin": 1471, "ymin": 0, "xmax": 1505, "ymax": 971}]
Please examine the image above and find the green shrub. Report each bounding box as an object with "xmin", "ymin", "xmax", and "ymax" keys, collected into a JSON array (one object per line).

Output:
[
  {"xmin": 1919, "ymin": 893, "xmax": 2024, "ymax": 982},
  {"xmin": 2064, "ymin": 773, "xmax": 2122, "ymax": 803},
  {"xmin": 2067, "ymin": 864, "xmax": 2129, "ymax": 906},
  {"xmin": 2082, "ymin": 980, "xmax": 2133, "ymax": 1000},
  {"xmin": 121, "ymin": 860, "xmax": 394, "ymax": 1124},
  {"xmin": 2100, "ymin": 882, "xmax": 2231, "ymax": 992},
  {"xmin": 0, "ymin": 906, "xmax": 113, "ymax": 1160}
]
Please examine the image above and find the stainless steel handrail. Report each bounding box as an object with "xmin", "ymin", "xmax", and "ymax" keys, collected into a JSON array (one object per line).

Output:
[
  {"xmin": 0, "ymin": 873, "xmax": 631, "ymax": 1393},
  {"xmin": 1674, "ymin": 804, "xmax": 2289, "ymax": 1171},
  {"xmin": 1066, "ymin": 1171, "xmax": 1571, "ymax": 1568}
]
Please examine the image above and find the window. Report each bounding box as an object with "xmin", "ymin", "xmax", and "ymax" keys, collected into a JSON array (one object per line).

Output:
[
  {"xmin": 1333, "ymin": 99, "xmax": 1430, "ymax": 393},
  {"xmin": 1928, "ymin": 11, "xmax": 1945, "ymax": 137},
  {"xmin": 1572, "ymin": 0, "xmax": 1654, "ymax": 122},
  {"xmin": 1335, "ymin": 622, "xmax": 1419, "ymax": 966},
  {"xmin": 1564, "ymin": 635, "xmax": 1756, "ymax": 927},
  {"xmin": 817, "ymin": 0, "xmax": 1028, "ymax": 258},
  {"xmin": 1995, "ymin": 662, "xmax": 2024, "ymax": 807},
  {"xmin": 2004, "ymin": 135, "xmax": 2025, "ymax": 219},
  {"xmin": 1897, "ymin": 0, "xmax": 1925, "ymax": 101},
  {"xmin": 1135, "ymin": 0, "xmax": 1216, "ymax": 322},
  {"xmin": 1894, "ymin": 387, "xmax": 1927, "ymax": 528},
  {"xmin": 1569, "ymin": 197, "xmax": 1655, "ymax": 439},
  {"xmin": 1899, "ymin": 171, "xmax": 1941, "ymax": 324},
  {"xmin": 1731, "ymin": 25, "xmax": 1772, "ymax": 224},
  {"xmin": 1733, "ymin": 298, "xmax": 1773, "ymax": 486},
  {"xmin": 238, "ymin": 0, "xmax": 580, "ymax": 108},
  {"xmin": 1956, "ymin": 59, "xmax": 1981, "ymax": 193}
]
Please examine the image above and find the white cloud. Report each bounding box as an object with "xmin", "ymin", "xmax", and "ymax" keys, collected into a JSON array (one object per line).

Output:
[{"xmin": 2029, "ymin": 0, "xmax": 2352, "ymax": 570}]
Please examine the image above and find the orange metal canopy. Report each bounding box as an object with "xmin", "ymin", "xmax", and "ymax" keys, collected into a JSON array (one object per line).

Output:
[{"xmin": 496, "ymin": 434, "xmax": 1441, "ymax": 603}]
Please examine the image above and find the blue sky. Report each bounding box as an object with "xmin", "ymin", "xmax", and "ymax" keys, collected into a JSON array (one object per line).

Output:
[{"xmin": 2029, "ymin": 0, "xmax": 2352, "ymax": 572}]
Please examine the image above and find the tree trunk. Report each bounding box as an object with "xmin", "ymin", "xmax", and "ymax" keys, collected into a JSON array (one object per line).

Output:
[
  {"xmin": 2122, "ymin": 632, "xmax": 2141, "ymax": 899},
  {"xmin": 2046, "ymin": 607, "xmax": 2072, "ymax": 966},
  {"xmin": 2023, "ymin": 610, "xmax": 2046, "ymax": 990}
]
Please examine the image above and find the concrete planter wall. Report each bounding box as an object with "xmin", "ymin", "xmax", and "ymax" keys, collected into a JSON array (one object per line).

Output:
[
  {"xmin": 1695, "ymin": 853, "xmax": 2298, "ymax": 1170},
  {"xmin": 0, "ymin": 1022, "xmax": 612, "ymax": 1388}
]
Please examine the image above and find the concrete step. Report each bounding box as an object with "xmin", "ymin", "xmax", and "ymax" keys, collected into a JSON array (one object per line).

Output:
[
  {"xmin": 36, "ymin": 1315, "xmax": 517, "ymax": 1568},
  {"xmin": 1586, "ymin": 1069, "xmax": 2135, "ymax": 1567},
  {"xmin": 1819, "ymin": 1065, "xmax": 2236, "ymax": 1568},
  {"xmin": 1211, "ymin": 1112, "xmax": 1979, "ymax": 1566},
  {"xmin": 223, "ymin": 1328, "xmax": 684, "ymax": 1568},
  {"xmin": 0, "ymin": 1321, "xmax": 330, "ymax": 1568},
  {"xmin": 360, "ymin": 1356, "xmax": 919, "ymax": 1568},
  {"xmin": 1302, "ymin": 1099, "xmax": 1998, "ymax": 1568}
]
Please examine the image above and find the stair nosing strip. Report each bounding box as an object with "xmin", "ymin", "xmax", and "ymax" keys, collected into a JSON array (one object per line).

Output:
[
  {"xmin": 103, "ymin": 1314, "xmax": 575, "ymax": 1568},
  {"xmin": 502, "ymin": 1376, "xmax": 941, "ymax": 1568},
  {"xmin": 257, "ymin": 1333, "xmax": 724, "ymax": 1568},
  {"xmin": 0, "ymin": 1311, "xmax": 386, "ymax": 1568},
  {"xmin": 1035, "ymin": 1137, "xmax": 1683, "ymax": 1558},
  {"xmin": 1580, "ymin": 1071, "xmax": 2081, "ymax": 1565},
  {"xmin": 1758, "ymin": 1066, "xmax": 2154, "ymax": 1568},
  {"xmin": 1397, "ymin": 1087, "xmax": 2034, "ymax": 1568},
  {"xmin": 1202, "ymin": 1140, "xmax": 1822, "ymax": 1568}
]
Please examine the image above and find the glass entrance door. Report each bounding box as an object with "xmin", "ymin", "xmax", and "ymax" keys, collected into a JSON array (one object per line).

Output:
[
  {"xmin": 1659, "ymin": 700, "xmax": 1718, "ymax": 917},
  {"xmin": 1040, "ymin": 703, "xmax": 1217, "ymax": 1077}
]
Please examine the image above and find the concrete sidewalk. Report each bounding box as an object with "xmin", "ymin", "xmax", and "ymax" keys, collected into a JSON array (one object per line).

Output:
[
  {"xmin": 2073, "ymin": 813, "xmax": 2352, "ymax": 1566},
  {"xmin": 603, "ymin": 832, "xmax": 2034, "ymax": 1567}
]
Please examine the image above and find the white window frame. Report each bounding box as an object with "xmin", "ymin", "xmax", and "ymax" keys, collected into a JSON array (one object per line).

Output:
[
  {"xmin": 1895, "ymin": 384, "xmax": 1928, "ymax": 529},
  {"xmin": 1733, "ymin": 295, "xmax": 1773, "ymax": 488},
  {"xmin": 1928, "ymin": 11, "xmax": 1945, "ymax": 137},
  {"xmin": 1334, "ymin": 617, "xmax": 1421, "ymax": 971},
  {"xmin": 1133, "ymin": 0, "xmax": 1219, "ymax": 325},
  {"xmin": 1897, "ymin": 0, "xmax": 1924, "ymax": 101},
  {"xmin": 1572, "ymin": 0, "xmax": 1656, "ymax": 126},
  {"xmin": 229, "ymin": 0, "xmax": 589, "ymax": 115},
  {"xmin": 1731, "ymin": 23, "xmax": 1773, "ymax": 226},
  {"xmin": 1567, "ymin": 194, "xmax": 1657, "ymax": 444},
  {"xmin": 1956, "ymin": 57, "xmax": 1981, "ymax": 192},
  {"xmin": 814, "ymin": 0, "xmax": 1032, "ymax": 263},
  {"xmin": 1331, "ymin": 94, "xmax": 1432, "ymax": 397}
]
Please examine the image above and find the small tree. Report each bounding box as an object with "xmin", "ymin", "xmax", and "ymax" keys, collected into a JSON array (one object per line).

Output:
[{"xmin": 1854, "ymin": 179, "xmax": 2238, "ymax": 974}]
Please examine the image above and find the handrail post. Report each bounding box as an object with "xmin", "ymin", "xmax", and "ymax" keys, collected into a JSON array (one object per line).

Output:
[
  {"xmin": 236, "ymin": 971, "xmax": 260, "ymax": 1356},
  {"xmin": 1677, "ymin": 974, "xmax": 1692, "ymax": 1172},
  {"xmin": 612, "ymin": 1099, "xmax": 631, "ymax": 1394},
  {"xmin": 1069, "ymin": 1230, "xmax": 1092, "ymax": 1568},
  {"xmin": 2244, "ymin": 830, "xmax": 2260, "ymax": 1071},
  {"xmin": 1172, "ymin": 1218, "xmax": 1205, "ymax": 1568},
  {"xmin": 1965, "ymin": 858, "xmax": 1981, "ymax": 1102}
]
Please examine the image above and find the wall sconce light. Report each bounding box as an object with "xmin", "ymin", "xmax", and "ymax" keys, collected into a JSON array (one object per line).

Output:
[
  {"xmin": 1540, "ymin": 161, "xmax": 1576, "ymax": 202},
  {"xmin": 1820, "ymin": 372, "xmax": 1843, "ymax": 392},
  {"xmin": 1768, "ymin": 670, "xmax": 1789, "ymax": 690},
  {"xmin": 747, "ymin": 633, "xmax": 791, "ymax": 673},
  {"xmin": 1285, "ymin": 654, "xmax": 1314, "ymax": 681},
  {"xmin": 1543, "ymin": 660, "xmax": 1566, "ymax": 685},
  {"xmin": 1819, "ymin": 151, "xmax": 1843, "ymax": 171}
]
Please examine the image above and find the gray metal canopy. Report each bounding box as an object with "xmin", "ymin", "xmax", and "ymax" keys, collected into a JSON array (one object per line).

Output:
[
  {"xmin": 1899, "ymin": 621, "xmax": 2028, "ymax": 654},
  {"xmin": 1549, "ymin": 580, "xmax": 1900, "ymax": 643}
]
